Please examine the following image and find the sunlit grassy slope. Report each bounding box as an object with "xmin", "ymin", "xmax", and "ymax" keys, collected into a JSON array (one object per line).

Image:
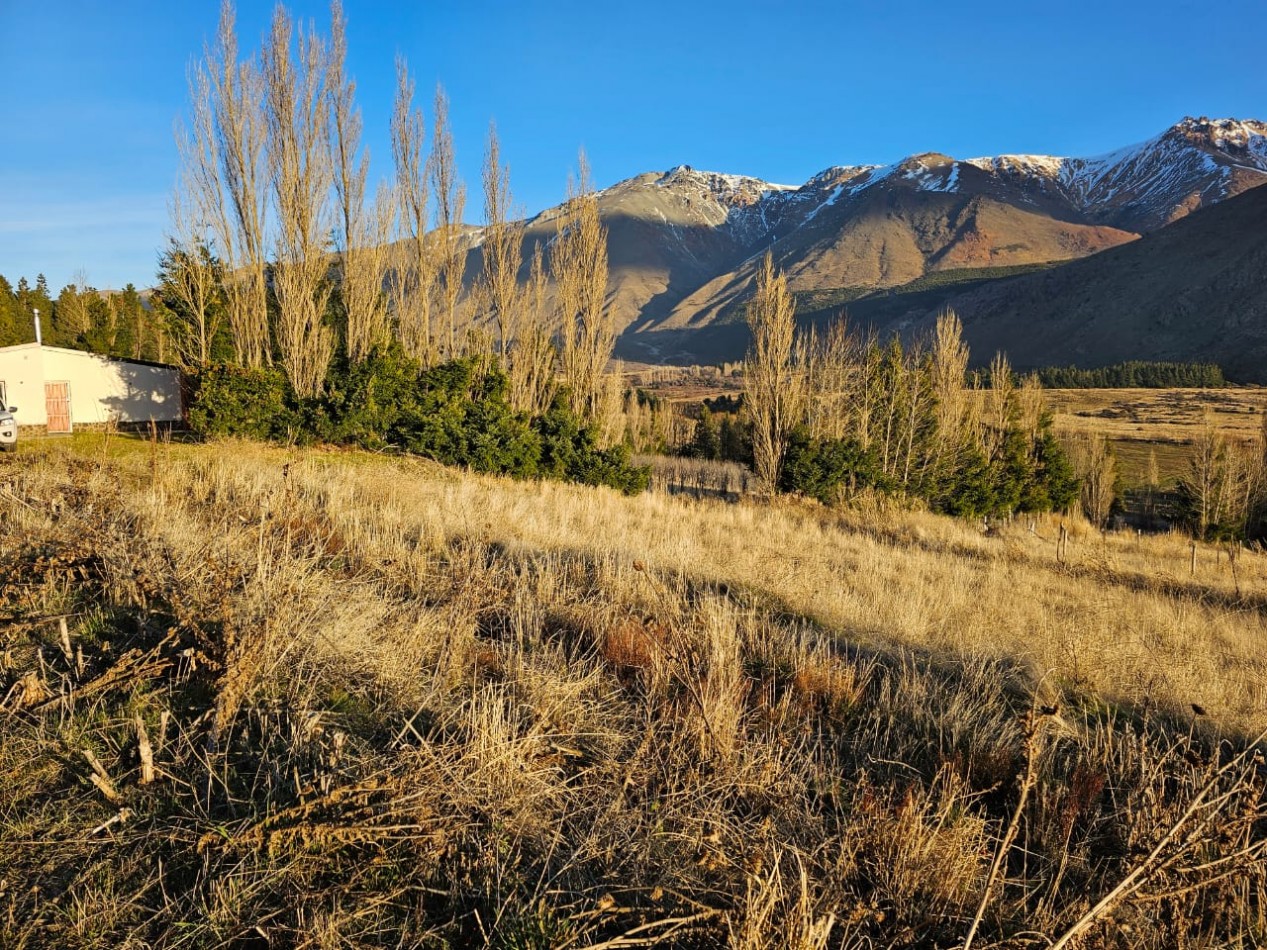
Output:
[{"xmin": 2, "ymin": 436, "xmax": 1265, "ymax": 947}]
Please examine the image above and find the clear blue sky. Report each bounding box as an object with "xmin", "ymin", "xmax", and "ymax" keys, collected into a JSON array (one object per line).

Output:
[{"xmin": 1, "ymin": 0, "xmax": 1264, "ymax": 292}]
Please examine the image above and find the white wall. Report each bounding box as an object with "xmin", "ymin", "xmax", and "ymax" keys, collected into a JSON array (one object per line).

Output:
[
  {"xmin": 0, "ymin": 344, "xmax": 48, "ymax": 425},
  {"xmin": 0, "ymin": 344, "xmax": 183, "ymax": 428}
]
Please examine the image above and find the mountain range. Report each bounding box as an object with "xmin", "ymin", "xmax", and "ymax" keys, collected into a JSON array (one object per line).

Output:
[{"xmin": 476, "ymin": 116, "xmax": 1267, "ymax": 374}]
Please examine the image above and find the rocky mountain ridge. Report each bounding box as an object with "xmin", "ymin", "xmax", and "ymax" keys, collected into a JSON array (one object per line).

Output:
[{"xmin": 463, "ymin": 117, "xmax": 1267, "ymax": 366}]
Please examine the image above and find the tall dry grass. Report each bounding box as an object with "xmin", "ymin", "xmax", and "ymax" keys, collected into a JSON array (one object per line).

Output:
[{"xmin": 2, "ymin": 438, "xmax": 1265, "ymax": 947}]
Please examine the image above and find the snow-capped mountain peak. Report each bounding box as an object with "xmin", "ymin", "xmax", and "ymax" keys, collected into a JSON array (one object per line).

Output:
[{"xmin": 654, "ymin": 165, "xmax": 797, "ymax": 208}]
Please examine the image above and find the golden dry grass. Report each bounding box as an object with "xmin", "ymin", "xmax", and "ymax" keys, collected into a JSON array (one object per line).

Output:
[
  {"xmin": 1046, "ymin": 387, "xmax": 1267, "ymax": 485},
  {"xmin": 2, "ymin": 436, "xmax": 1266, "ymax": 947}
]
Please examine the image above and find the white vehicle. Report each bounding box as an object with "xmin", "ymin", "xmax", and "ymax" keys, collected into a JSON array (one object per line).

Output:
[{"xmin": 0, "ymin": 405, "xmax": 17, "ymax": 452}]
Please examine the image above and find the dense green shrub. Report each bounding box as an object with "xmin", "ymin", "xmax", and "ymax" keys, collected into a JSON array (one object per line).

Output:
[
  {"xmin": 779, "ymin": 420, "xmax": 1079, "ymax": 518},
  {"xmin": 186, "ymin": 350, "xmax": 649, "ymax": 495},
  {"xmin": 314, "ymin": 347, "xmax": 427, "ymax": 448},
  {"xmin": 185, "ymin": 363, "xmax": 297, "ymax": 440},
  {"xmin": 535, "ymin": 395, "xmax": 650, "ymax": 494},
  {"xmin": 403, "ymin": 360, "xmax": 542, "ymax": 477},
  {"xmin": 1022, "ymin": 429, "xmax": 1081, "ymax": 512},
  {"xmin": 779, "ymin": 429, "xmax": 885, "ymax": 504}
]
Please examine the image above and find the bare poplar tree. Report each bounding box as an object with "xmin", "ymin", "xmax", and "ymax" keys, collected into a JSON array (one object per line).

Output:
[
  {"xmin": 163, "ymin": 187, "xmax": 223, "ymax": 366},
  {"xmin": 1074, "ymin": 434, "xmax": 1117, "ymax": 529},
  {"xmin": 480, "ymin": 122, "xmax": 525, "ymax": 358},
  {"xmin": 59, "ymin": 269, "xmax": 92, "ymax": 340},
  {"xmin": 389, "ymin": 59, "xmax": 436, "ymax": 364},
  {"xmin": 430, "ymin": 85, "xmax": 466, "ymax": 360},
  {"xmin": 852, "ymin": 327, "xmax": 883, "ymax": 452},
  {"xmin": 508, "ymin": 241, "xmax": 556, "ymax": 415},
  {"xmin": 552, "ymin": 153, "xmax": 613, "ymax": 425},
  {"xmin": 263, "ymin": 5, "xmax": 335, "ymax": 397},
  {"xmin": 982, "ymin": 351, "xmax": 1015, "ymax": 459},
  {"xmin": 898, "ymin": 339, "xmax": 933, "ymax": 488},
  {"xmin": 1245, "ymin": 414, "xmax": 1267, "ymax": 538},
  {"xmin": 930, "ymin": 309, "xmax": 970, "ymax": 451},
  {"xmin": 326, "ymin": 2, "xmax": 388, "ymax": 363},
  {"xmin": 745, "ymin": 252, "xmax": 804, "ymax": 492},
  {"xmin": 1185, "ymin": 415, "xmax": 1229, "ymax": 537},
  {"xmin": 1016, "ymin": 373, "xmax": 1046, "ymax": 442},
  {"xmin": 802, "ymin": 318, "xmax": 862, "ymax": 442},
  {"xmin": 187, "ymin": 1, "xmax": 271, "ymax": 368},
  {"xmin": 876, "ymin": 338, "xmax": 909, "ymax": 479}
]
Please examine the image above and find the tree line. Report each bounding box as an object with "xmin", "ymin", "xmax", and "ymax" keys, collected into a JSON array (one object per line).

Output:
[
  {"xmin": 693, "ymin": 257, "xmax": 1081, "ymax": 518},
  {"xmin": 0, "ymin": 2, "xmax": 647, "ymax": 492},
  {"xmin": 157, "ymin": 1, "xmax": 621, "ymax": 435},
  {"xmin": 1033, "ymin": 361, "xmax": 1227, "ymax": 389},
  {"xmin": 172, "ymin": 1, "xmax": 643, "ymax": 484},
  {"xmin": 0, "ymin": 273, "xmax": 167, "ymax": 362}
]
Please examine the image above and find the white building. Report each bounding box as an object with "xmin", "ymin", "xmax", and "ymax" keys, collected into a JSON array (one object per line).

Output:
[{"xmin": 0, "ymin": 343, "xmax": 183, "ymax": 432}]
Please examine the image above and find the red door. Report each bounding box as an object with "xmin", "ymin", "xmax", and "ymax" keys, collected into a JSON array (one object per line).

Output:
[{"xmin": 45, "ymin": 382, "xmax": 72, "ymax": 433}]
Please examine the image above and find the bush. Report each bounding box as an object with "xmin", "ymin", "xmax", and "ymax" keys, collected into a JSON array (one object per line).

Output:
[
  {"xmin": 780, "ymin": 422, "xmax": 1080, "ymax": 519},
  {"xmin": 535, "ymin": 394, "xmax": 650, "ymax": 494},
  {"xmin": 780, "ymin": 429, "xmax": 883, "ymax": 504},
  {"xmin": 314, "ymin": 346, "xmax": 427, "ymax": 448},
  {"xmin": 186, "ymin": 363, "xmax": 296, "ymax": 440},
  {"xmin": 186, "ymin": 352, "xmax": 649, "ymax": 495},
  {"xmin": 399, "ymin": 359, "xmax": 541, "ymax": 476}
]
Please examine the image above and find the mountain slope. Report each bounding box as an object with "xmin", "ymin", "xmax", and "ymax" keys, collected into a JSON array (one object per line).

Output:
[
  {"xmin": 922, "ymin": 183, "xmax": 1267, "ymax": 382},
  {"xmin": 622, "ymin": 118, "xmax": 1267, "ymax": 353},
  {"xmin": 454, "ymin": 117, "xmax": 1267, "ymax": 366},
  {"xmin": 968, "ymin": 117, "xmax": 1267, "ymax": 232},
  {"xmin": 645, "ymin": 155, "xmax": 1137, "ymax": 335},
  {"xmin": 517, "ymin": 167, "xmax": 799, "ymax": 331}
]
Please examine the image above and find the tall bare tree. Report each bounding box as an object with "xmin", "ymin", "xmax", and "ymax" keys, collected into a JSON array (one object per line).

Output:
[
  {"xmin": 1075, "ymin": 433, "xmax": 1117, "ymax": 529},
  {"xmin": 58, "ymin": 269, "xmax": 93, "ymax": 340},
  {"xmin": 552, "ymin": 152, "xmax": 613, "ymax": 425},
  {"xmin": 389, "ymin": 58, "xmax": 436, "ymax": 364},
  {"xmin": 480, "ymin": 122, "xmax": 525, "ymax": 358},
  {"xmin": 801, "ymin": 318, "xmax": 863, "ymax": 443},
  {"xmin": 430, "ymin": 85, "xmax": 466, "ymax": 360},
  {"xmin": 930, "ymin": 309, "xmax": 970, "ymax": 452},
  {"xmin": 326, "ymin": 1, "xmax": 388, "ymax": 363},
  {"xmin": 1016, "ymin": 372, "xmax": 1046, "ymax": 442},
  {"xmin": 185, "ymin": 1, "xmax": 271, "ymax": 368},
  {"xmin": 162, "ymin": 186, "xmax": 223, "ymax": 367},
  {"xmin": 982, "ymin": 351, "xmax": 1015, "ymax": 460},
  {"xmin": 508, "ymin": 241, "xmax": 556, "ymax": 416},
  {"xmin": 262, "ymin": 5, "xmax": 334, "ymax": 397},
  {"xmin": 745, "ymin": 252, "xmax": 804, "ymax": 492}
]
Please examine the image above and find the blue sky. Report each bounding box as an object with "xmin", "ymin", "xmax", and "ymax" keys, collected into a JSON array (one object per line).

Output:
[{"xmin": 1, "ymin": 0, "xmax": 1264, "ymax": 292}]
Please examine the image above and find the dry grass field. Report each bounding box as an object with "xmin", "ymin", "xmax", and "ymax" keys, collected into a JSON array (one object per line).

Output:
[
  {"xmin": 1046, "ymin": 388, "xmax": 1267, "ymax": 487},
  {"xmin": 3, "ymin": 435, "xmax": 1266, "ymax": 947}
]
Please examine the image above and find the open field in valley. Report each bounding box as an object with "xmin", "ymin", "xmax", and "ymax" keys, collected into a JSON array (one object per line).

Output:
[{"xmin": 1046, "ymin": 387, "xmax": 1267, "ymax": 487}]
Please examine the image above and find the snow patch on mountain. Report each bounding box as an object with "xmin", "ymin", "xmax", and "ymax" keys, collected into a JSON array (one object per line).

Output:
[{"xmin": 843, "ymin": 164, "xmax": 897, "ymax": 196}]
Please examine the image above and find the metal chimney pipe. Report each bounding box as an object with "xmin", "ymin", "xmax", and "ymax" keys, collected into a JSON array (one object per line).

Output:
[{"xmin": 33, "ymin": 307, "xmax": 41, "ymax": 345}]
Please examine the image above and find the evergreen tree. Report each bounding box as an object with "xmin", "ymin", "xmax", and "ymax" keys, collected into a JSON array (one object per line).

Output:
[
  {"xmin": 82, "ymin": 295, "xmax": 117, "ymax": 354},
  {"xmin": 718, "ymin": 415, "xmax": 752, "ymax": 465},
  {"xmin": 690, "ymin": 407, "xmax": 721, "ymax": 460},
  {"xmin": 15, "ymin": 276, "xmax": 53, "ymax": 345},
  {"xmin": 112, "ymin": 285, "xmax": 145, "ymax": 359},
  {"xmin": 0, "ymin": 276, "xmax": 22, "ymax": 346}
]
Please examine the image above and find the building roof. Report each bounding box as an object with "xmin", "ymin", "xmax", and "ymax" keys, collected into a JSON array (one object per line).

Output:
[{"xmin": 0, "ymin": 342, "xmax": 180, "ymax": 372}]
